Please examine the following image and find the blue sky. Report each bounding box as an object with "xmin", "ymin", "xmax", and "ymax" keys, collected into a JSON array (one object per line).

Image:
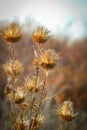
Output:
[{"xmin": 0, "ymin": 0, "xmax": 87, "ymax": 40}]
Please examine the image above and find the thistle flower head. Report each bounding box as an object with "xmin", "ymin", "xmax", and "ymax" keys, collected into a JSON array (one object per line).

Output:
[
  {"xmin": 4, "ymin": 84, "xmax": 12, "ymax": 95},
  {"xmin": 16, "ymin": 116, "xmax": 29, "ymax": 130},
  {"xmin": 20, "ymin": 102, "xmax": 28, "ymax": 110},
  {"xmin": 3, "ymin": 60, "xmax": 23, "ymax": 77},
  {"xmin": 1, "ymin": 22, "xmax": 22, "ymax": 44},
  {"xmin": 34, "ymin": 114, "xmax": 45, "ymax": 129},
  {"xmin": 57, "ymin": 100, "xmax": 78, "ymax": 122},
  {"xmin": 40, "ymin": 49, "xmax": 60, "ymax": 70},
  {"xmin": 14, "ymin": 87, "xmax": 25, "ymax": 104},
  {"xmin": 33, "ymin": 26, "xmax": 50, "ymax": 44},
  {"xmin": 24, "ymin": 76, "xmax": 44, "ymax": 92},
  {"xmin": 7, "ymin": 86, "xmax": 25, "ymax": 104}
]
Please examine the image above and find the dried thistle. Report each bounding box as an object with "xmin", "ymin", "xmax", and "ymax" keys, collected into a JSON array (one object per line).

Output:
[
  {"xmin": 16, "ymin": 116, "xmax": 29, "ymax": 130},
  {"xmin": 20, "ymin": 102, "xmax": 28, "ymax": 111},
  {"xmin": 1, "ymin": 22, "xmax": 22, "ymax": 44},
  {"xmin": 33, "ymin": 26, "xmax": 50, "ymax": 44},
  {"xmin": 3, "ymin": 60, "xmax": 23, "ymax": 77},
  {"xmin": 34, "ymin": 114, "xmax": 45, "ymax": 129},
  {"xmin": 14, "ymin": 87, "xmax": 25, "ymax": 104},
  {"xmin": 40, "ymin": 49, "xmax": 60, "ymax": 70},
  {"xmin": 57, "ymin": 100, "xmax": 78, "ymax": 122},
  {"xmin": 4, "ymin": 84, "xmax": 12, "ymax": 95},
  {"xmin": 7, "ymin": 87, "xmax": 25, "ymax": 104},
  {"xmin": 24, "ymin": 76, "xmax": 44, "ymax": 93},
  {"xmin": 24, "ymin": 76, "xmax": 35, "ymax": 93}
]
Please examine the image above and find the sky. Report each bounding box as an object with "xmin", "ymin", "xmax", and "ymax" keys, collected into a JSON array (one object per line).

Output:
[{"xmin": 0, "ymin": 0, "xmax": 87, "ymax": 40}]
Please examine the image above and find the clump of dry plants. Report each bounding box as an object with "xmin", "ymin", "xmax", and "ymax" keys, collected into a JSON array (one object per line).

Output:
[{"xmin": 1, "ymin": 22, "xmax": 78, "ymax": 130}]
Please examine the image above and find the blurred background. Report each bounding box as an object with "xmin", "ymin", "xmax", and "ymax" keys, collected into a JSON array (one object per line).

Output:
[{"xmin": 0, "ymin": 0, "xmax": 87, "ymax": 130}]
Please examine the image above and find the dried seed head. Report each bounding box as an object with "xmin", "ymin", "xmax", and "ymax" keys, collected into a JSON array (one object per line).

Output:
[
  {"xmin": 40, "ymin": 49, "xmax": 60, "ymax": 70},
  {"xmin": 12, "ymin": 60, "xmax": 23, "ymax": 76},
  {"xmin": 24, "ymin": 76, "xmax": 35, "ymax": 93},
  {"xmin": 16, "ymin": 123, "xmax": 27, "ymax": 130},
  {"xmin": 16, "ymin": 116, "xmax": 29, "ymax": 130},
  {"xmin": 1, "ymin": 22, "xmax": 22, "ymax": 44},
  {"xmin": 34, "ymin": 114, "xmax": 45, "ymax": 129},
  {"xmin": 57, "ymin": 100, "xmax": 78, "ymax": 122},
  {"xmin": 7, "ymin": 87, "xmax": 25, "ymax": 104},
  {"xmin": 33, "ymin": 26, "xmax": 50, "ymax": 44},
  {"xmin": 20, "ymin": 102, "xmax": 28, "ymax": 110},
  {"xmin": 3, "ymin": 60, "xmax": 23, "ymax": 77},
  {"xmin": 24, "ymin": 76, "xmax": 44, "ymax": 93},
  {"xmin": 4, "ymin": 84, "xmax": 12, "ymax": 95},
  {"xmin": 14, "ymin": 87, "xmax": 25, "ymax": 104}
]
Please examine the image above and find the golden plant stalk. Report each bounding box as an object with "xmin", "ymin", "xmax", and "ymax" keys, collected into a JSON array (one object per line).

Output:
[
  {"xmin": 1, "ymin": 23, "xmax": 78, "ymax": 130},
  {"xmin": 31, "ymin": 28, "xmax": 51, "ymax": 128},
  {"xmin": 2, "ymin": 22, "xmax": 23, "ymax": 130},
  {"xmin": 29, "ymin": 27, "xmax": 57, "ymax": 130},
  {"xmin": 28, "ymin": 71, "xmax": 47, "ymax": 130},
  {"xmin": 28, "ymin": 50, "xmax": 41, "ymax": 130},
  {"xmin": 9, "ymin": 44, "xmax": 16, "ymax": 130}
]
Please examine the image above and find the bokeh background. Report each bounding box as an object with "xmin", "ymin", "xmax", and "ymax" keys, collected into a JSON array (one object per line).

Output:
[{"xmin": 0, "ymin": 0, "xmax": 87, "ymax": 130}]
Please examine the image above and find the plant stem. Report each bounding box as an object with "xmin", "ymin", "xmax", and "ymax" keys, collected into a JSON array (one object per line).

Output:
[
  {"xmin": 60, "ymin": 121, "xmax": 67, "ymax": 130},
  {"xmin": 29, "ymin": 44, "xmax": 41, "ymax": 130},
  {"xmin": 9, "ymin": 44, "xmax": 16, "ymax": 130},
  {"xmin": 30, "ymin": 71, "xmax": 47, "ymax": 130},
  {"xmin": 39, "ymin": 70, "xmax": 47, "ymax": 108}
]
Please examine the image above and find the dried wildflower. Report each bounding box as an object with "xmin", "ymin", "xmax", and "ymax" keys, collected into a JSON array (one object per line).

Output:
[
  {"xmin": 1, "ymin": 22, "xmax": 22, "ymax": 44},
  {"xmin": 20, "ymin": 102, "xmax": 28, "ymax": 110},
  {"xmin": 16, "ymin": 116, "xmax": 29, "ymax": 130},
  {"xmin": 12, "ymin": 60, "xmax": 23, "ymax": 76},
  {"xmin": 24, "ymin": 76, "xmax": 35, "ymax": 93},
  {"xmin": 7, "ymin": 87, "xmax": 25, "ymax": 104},
  {"xmin": 34, "ymin": 114, "xmax": 45, "ymax": 129},
  {"xmin": 4, "ymin": 84, "xmax": 12, "ymax": 95},
  {"xmin": 33, "ymin": 26, "xmax": 50, "ymax": 44},
  {"xmin": 40, "ymin": 49, "xmax": 60, "ymax": 70},
  {"xmin": 14, "ymin": 87, "xmax": 25, "ymax": 104},
  {"xmin": 24, "ymin": 76, "xmax": 43, "ymax": 92},
  {"xmin": 3, "ymin": 60, "xmax": 23, "ymax": 77},
  {"xmin": 16, "ymin": 123, "xmax": 26, "ymax": 130},
  {"xmin": 57, "ymin": 100, "xmax": 78, "ymax": 122}
]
